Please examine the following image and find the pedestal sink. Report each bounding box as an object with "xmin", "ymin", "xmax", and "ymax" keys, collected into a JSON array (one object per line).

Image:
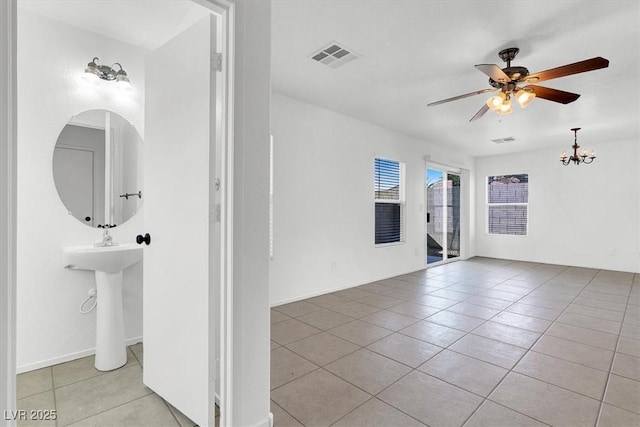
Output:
[{"xmin": 63, "ymin": 243, "xmax": 143, "ymax": 371}]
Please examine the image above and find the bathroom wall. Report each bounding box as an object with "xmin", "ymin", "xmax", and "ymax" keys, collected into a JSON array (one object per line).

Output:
[
  {"xmin": 270, "ymin": 93, "xmax": 475, "ymax": 306},
  {"xmin": 17, "ymin": 10, "xmax": 146, "ymax": 371}
]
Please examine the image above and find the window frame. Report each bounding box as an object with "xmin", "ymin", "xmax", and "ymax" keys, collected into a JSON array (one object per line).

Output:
[
  {"xmin": 374, "ymin": 157, "xmax": 406, "ymax": 246},
  {"xmin": 486, "ymin": 173, "xmax": 529, "ymax": 237}
]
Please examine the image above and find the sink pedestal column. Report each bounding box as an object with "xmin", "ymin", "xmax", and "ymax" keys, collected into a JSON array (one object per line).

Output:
[{"xmin": 95, "ymin": 271, "xmax": 127, "ymax": 371}]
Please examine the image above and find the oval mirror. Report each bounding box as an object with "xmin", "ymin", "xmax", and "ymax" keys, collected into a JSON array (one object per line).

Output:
[{"xmin": 52, "ymin": 109, "xmax": 143, "ymax": 227}]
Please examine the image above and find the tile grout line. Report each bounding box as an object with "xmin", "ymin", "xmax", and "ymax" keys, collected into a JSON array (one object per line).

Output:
[
  {"xmin": 460, "ymin": 264, "xmax": 593, "ymax": 427},
  {"xmin": 594, "ymin": 278, "xmax": 635, "ymax": 427},
  {"xmin": 52, "ymin": 362, "xmax": 141, "ymax": 391},
  {"xmin": 51, "ymin": 366, "xmax": 58, "ymax": 427},
  {"xmin": 465, "ymin": 267, "xmax": 613, "ymax": 427},
  {"xmin": 59, "ymin": 392, "xmax": 156, "ymax": 426},
  {"xmin": 356, "ymin": 261, "xmax": 563, "ymax": 425},
  {"xmin": 162, "ymin": 397, "xmax": 186, "ymax": 427},
  {"xmin": 271, "ymin": 262, "xmax": 634, "ymax": 426},
  {"xmin": 272, "ymin": 399, "xmax": 307, "ymax": 427},
  {"xmin": 50, "ymin": 348, "xmax": 153, "ymax": 427}
]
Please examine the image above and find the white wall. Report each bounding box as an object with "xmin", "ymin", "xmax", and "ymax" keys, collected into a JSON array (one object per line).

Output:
[
  {"xmin": 270, "ymin": 93, "xmax": 474, "ymax": 305},
  {"xmin": 17, "ymin": 10, "xmax": 146, "ymax": 371},
  {"xmin": 474, "ymin": 137, "xmax": 640, "ymax": 273},
  {"xmin": 230, "ymin": 0, "xmax": 272, "ymax": 425}
]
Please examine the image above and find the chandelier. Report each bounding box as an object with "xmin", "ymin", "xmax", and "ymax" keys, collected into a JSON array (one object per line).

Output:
[{"xmin": 560, "ymin": 128, "xmax": 596, "ymax": 166}]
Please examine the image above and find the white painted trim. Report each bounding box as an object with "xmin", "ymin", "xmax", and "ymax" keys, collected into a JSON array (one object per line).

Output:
[
  {"xmin": 0, "ymin": 0, "xmax": 17, "ymax": 425},
  {"xmin": 16, "ymin": 337, "xmax": 143, "ymax": 374},
  {"xmin": 247, "ymin": 416, "xmax": 273, "ymax": 427},
  {"xmin": 460, "ymin": 168, "xmax": 472, "ymax": 259},
  {"xmin": 193, "ymin": 1, "xmax": 235, "ymax": 426},
  {"xmin": 270, "ymin": 266, "xmax": 429, "ymax": 307}
]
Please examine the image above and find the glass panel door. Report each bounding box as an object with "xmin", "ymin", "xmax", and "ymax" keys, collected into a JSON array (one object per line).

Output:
[
  {"xmin": 426, "ymin": 168, "xmax": 461, "ymax": 265},
  {"xmin": 447, "ymin": 173, "xmax": 461, "ymax": 260},
  {"xmin": 426, "ymin": 169, "xmax": 444, "ymax": 264}
]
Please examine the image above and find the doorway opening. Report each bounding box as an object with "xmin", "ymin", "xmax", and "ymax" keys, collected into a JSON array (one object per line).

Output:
[
  {"xmin": 426, "ymin": 166, "xmax": 461, "ymax": 266},
  {"xmin": 7, "ymin": 1, "xmax": 234, "ymax": 426}
]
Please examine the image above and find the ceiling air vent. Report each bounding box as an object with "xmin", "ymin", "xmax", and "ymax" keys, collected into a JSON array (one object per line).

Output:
[
  {"xmin": 491, "ymin": 137, "xmax": 516, "ymax": 144},
  {"xmin": 311, "ymin": 42, "xmax": 359, "ymax": 68}
]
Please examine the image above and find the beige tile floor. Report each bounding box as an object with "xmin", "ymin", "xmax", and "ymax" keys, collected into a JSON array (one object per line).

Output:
[
  {"xmin": 16, "ymin": 343, "xmax": 217, "ymax": 427},
  {"xmin": 270, "ymin": 257, "xmax": 640, "ymax": 426}
]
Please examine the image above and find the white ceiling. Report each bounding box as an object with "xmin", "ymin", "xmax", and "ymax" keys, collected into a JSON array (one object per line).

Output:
[
  {"xmin": 18, "ymin": 1, "xmax": 639, "ymax": 157},
  {"xmin": 17, "ymin": 0, "xmax": 211, "ymax": 51},
  {"xmin": 271, "ymin": 0, "xmax": 640, "ymax": 156}
]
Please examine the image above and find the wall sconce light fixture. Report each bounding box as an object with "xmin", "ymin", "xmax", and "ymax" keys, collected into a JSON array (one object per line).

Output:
[{"xmin": 84, "ymin": 57, "xmax": 131, "ymax": 89}]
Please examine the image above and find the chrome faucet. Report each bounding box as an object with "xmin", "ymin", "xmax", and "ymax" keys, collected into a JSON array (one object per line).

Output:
[{"xmin": 95, "ymin": 224, "xmax": 118, "ymax": 247}]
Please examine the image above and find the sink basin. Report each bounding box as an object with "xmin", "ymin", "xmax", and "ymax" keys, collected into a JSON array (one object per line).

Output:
[
  {"xmin": 63, "ymin": 243, "xmax": 142, "ymax": 274},
  {"xmin": 63, "ymin": 242, "xmax": 143, "ymax": 371}
]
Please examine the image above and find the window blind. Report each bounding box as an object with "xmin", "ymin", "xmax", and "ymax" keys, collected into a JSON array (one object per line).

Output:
[
  {"xmin": 375, "ymin": 158, "xmax": 404, "ymax": 244},
  {"xmin": 487, "ymin": 174, "xmax": 528, "ymax": 235}
]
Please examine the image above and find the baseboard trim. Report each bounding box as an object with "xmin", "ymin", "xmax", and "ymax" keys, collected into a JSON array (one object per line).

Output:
[
  {"xmin": 270, "ymin": 266, "xmax": 430, "ymax": 307},
  {"xmin": 247, "ymin": 413, "xmax": 273, "ymax": 427},
  {"xmin": 17, "ymin": 336, "xmax": 143, "ymax": 374}
]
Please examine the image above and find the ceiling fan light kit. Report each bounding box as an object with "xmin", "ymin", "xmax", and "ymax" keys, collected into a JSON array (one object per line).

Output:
[
  {"xmin": 427, "ymin": 47, "xmax": 609, "ymax": 121},
  {"xmin": 497, "ymin": 96, "xmax": 512, "ymax": 115},
  {"xmin": 515, "ymin": 88, "xmax": 535, "ymax": 108}
]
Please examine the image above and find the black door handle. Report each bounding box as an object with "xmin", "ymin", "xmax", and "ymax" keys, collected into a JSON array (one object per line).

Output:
[
  {"xmin": 427, "ymin": 213, "xmax": 431, "ymax": 223},
  {"xmin": 136, "ymin": 233, "xmax": 151, "ymax": 245}
]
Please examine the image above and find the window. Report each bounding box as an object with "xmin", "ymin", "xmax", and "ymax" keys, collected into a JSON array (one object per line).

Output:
[
  {"xmin": 375, "ymin": 158, "xmax": 405, "ymax": 244},
  {"xmin": 487, "ymin": 174, "xmax": 528, "ymax": 235}
]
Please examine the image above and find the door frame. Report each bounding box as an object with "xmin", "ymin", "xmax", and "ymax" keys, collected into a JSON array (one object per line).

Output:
[
  {"xmin": 425, "ymin": 162, "xmax": 464, "ymax": 268},
  {"xmin": 194, "ymin": 2, "xmax": 235, "ymax": 425},
  {"xmin": 0, "ymin": 1, "xmax": 238, "ymax": 425},
  {"xmin": 1, "ymin": 0, "xmax": 17, "ymax": 422}
]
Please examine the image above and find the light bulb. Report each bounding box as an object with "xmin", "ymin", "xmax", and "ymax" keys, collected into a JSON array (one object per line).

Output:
[
  {"xmin": 497, "ymin": 99, "xmax": 512, "ymax": 115},
  {"xmin": 115, "ymin": 71, "xmax": 131, "ymax": 90},
  {"xmin": 515, "ymin": 88, "xmax": 536, "ymax": 108},
  {"xmin": 486, "ymin": 92, "xmax": 506, "ymax": 110},
  {"xmin": 82, "ymin": 71, "xmax": 99, "ymax": 81},
  {"xmin": 561, "ymin": 151, "xmax": 567, "ymax": 159},
  {"xmin": 83, "ymin": 58, "xmax": 101, "ymax": 81}
]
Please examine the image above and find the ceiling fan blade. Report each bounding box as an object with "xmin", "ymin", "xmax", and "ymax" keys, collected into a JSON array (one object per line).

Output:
[
  {"xmin": 525, "ymin": 57, "xmax": 609, "ymax": 83},
  {"xmin": 469, "ymin": 104, "xmax": 490, "ymax": 122},
  {"xmin": 475, "ymin": 64, "xmax": 511, "ymax": 83},
  {"xmin": 427, "ymin": 88, "xmax": 496, "ymax": 107},
  {"xmin": 526, "ymin": 85, "xmax": 581, "ymax": 104}
]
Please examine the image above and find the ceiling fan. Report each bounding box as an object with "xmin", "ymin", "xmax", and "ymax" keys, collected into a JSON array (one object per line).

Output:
[{"xmin": 427, "ymin": 47, "xmax": 609, "ymax": 121}]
